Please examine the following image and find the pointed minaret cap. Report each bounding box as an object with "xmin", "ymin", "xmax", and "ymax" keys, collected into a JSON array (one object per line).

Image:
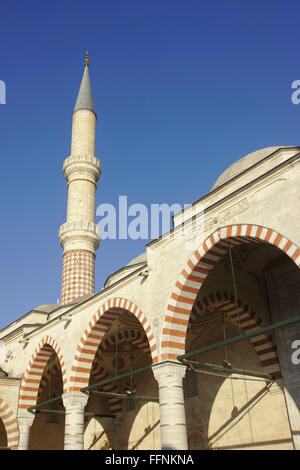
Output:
[{"xmin": 74, "ymin": 51, "xmax": 96, "ymax": 115}]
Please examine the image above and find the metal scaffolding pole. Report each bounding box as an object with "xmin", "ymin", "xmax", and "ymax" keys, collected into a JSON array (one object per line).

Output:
[
  {"xmin": 89, "ymin": 391, "xmax": 159, "ymax": 403},
  {"xmin": 185, "ymin": 360, "xmax": 274, "ymax": 381},
  {"xmin": 27, "ymin": 396, "xmax": 62, "ymax": 414},
  {"xmin": 34, "ymin": 409, "xmax": 116, "ymax": 418},
  {"xmin": 178, "ymin": 314, "xmax": 300, "ymax": 362}
]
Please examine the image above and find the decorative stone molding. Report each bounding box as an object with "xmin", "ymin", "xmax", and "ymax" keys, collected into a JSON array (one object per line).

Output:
[
  {"xmin": 59, "ymin": 220, "xmax": 100, "ymax": 237},
  {"xmin": 218, "ymin": 197, "xmax": 249, "ymax": 224},
  {"xmin": 62, "ymin": 391, "xmax": 89, "ymax": 411},
  {"xmin": 59, "ymin": 220, "xmax": 100, "ymax": 253},
  {"xmin": 63, "ymin": 154, "xmax": 101, "ymax": 182},
  {"xmin": 153, "ymin": 361, "xmax": 187, "ymax": 385}
]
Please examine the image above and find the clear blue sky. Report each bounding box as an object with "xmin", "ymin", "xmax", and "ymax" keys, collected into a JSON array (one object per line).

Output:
[{"xmin": 1, "ymin": 0, "xmax": 300, "ymax": 329}]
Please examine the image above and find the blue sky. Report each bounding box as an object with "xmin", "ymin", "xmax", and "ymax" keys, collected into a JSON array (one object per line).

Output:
[{"xmin": 1, "ymin": 0, "xmax": 300, "ymax": 329}]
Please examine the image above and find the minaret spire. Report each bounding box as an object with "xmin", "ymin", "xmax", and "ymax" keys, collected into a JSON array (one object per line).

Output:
[
  {"xmin": 74, "ymin": 52, "xmax": 95, "ymax": 115},
  {"xmin": 59, "ymin": 55, "xmax": 101, "ymax": 305}
]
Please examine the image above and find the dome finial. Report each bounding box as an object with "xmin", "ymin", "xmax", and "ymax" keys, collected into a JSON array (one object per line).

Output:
[{"xmin": 85, "ymin": 51, "xmax": 89, "ymax": 67}]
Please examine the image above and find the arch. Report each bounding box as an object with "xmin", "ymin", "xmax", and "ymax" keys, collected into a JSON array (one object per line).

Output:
[
  {"xmin": 187, "ymin": 426, "xmax": 207, "ymax": 450},
  {"xmin": 161, "ymin": 224, "xmax": 300, "ymax": 360},
  {"xmin": 190, "ymin": 291, "xmax": 281, "ymax": 379},
  {"xmin": 38, "ymin": 361, "xmax": 61, "ymax": 400},
  {"xmin": 91, "ymin": 328, "xmax": 153, "ymax": 414},
  {"xmin": 100, "ymin": 328, "xmax": 150, "ymax": 354},
  {"xmin": 18, "ymin": 336, "xmax": 67, "ymax": 411},
  {"xmin": 0, "ymin": 398, "xmax": 19, "ymax": 449},
  {"xmin": 69, "ymin": 297, "xmax": 159, "ymax": 392}
]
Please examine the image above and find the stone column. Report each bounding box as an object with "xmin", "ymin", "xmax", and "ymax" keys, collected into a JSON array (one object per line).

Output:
[
  {"xmin": 62, "ymin": 391, "xmax": 88, "ymax": 450},
  {"xmin": 17, "ymin": 413, "xmax": 35, "ymax": 450},
  {"xmin": 153, "ymin": 362, "xmax": 188, "ymax": 450}
]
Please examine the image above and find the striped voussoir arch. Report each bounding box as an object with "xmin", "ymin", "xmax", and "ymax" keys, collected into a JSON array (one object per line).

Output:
[
  {"xmin": 161, "ymin": 224, "xmax": 300, "ymax": 361},
  {"xmin": 100, "ymin": 328, "xmax": 150, "ymax": 354},
  {"xmin": 38, "ymin": 361, "xmax": 61, "ymax": 400},
  {"xmin": 69, "ymin": 298, "xmax": 158, "ymax": 392},
  {"xmin": 18, "ymin": 336, "xmax": 67, "ymax": 411},
  {"xmin": 92, "ymin": 365, "xmax": 123, "ymax": 413},
  {"xmin": 0, "ymin": 398, "xmax": 19, "ymax": 449},
  {"xmin": 91, "ymin": 328, "xmax": 152, "ymax": 413},
  {"xmin": 190, "ymin": 291, "xmax": 282, "ymax": 380}
]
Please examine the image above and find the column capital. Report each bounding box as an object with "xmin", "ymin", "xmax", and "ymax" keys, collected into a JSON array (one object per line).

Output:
[
  {"xmin": 153, "ymin": 361, "xmax": 187, "ymax": 385},
  {"xmin": 62, "ymin": 391, "xmax": 89, "ymax": 411}
]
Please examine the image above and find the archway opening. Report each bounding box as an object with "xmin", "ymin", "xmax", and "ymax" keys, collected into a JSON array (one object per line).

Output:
[
  {"xmin": 180, "ymin": 237, "xmax": 300, "ymax": 450},
  {"xmin": 28, "ymin": 346, "xmax": 65, "ymax": 450},
  {"xmin": 84, "ymin": 307, "xmax": 160, "ymax": 450}
]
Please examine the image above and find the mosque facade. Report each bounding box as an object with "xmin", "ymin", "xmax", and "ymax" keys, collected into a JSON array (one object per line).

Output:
[{"xmin": 0, "ymin": 55, "xmax": 300, "ymax": 450}]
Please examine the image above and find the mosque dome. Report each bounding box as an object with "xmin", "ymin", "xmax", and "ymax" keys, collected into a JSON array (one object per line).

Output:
[{"xmin": 210, "ymin": 146, "xmax": 289, "ymax": 191}]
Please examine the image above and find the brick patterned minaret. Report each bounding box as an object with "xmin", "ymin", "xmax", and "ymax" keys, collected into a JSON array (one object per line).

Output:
[{"xmin": 59, "ymin": 53, "xmax": 101, "ymax": 305}]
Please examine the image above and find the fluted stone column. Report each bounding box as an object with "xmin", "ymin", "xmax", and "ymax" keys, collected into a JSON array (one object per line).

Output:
[
  {"xmin": 153, "ymin": 362, "xmax": 188, "ymax": 450},
  {"xmin": 17, "ymin": 413, "xmax": 35, "ymax": 450},
  {"xmin": 62, "ymin": 391, "xmax": 88, "ymax": 450}
]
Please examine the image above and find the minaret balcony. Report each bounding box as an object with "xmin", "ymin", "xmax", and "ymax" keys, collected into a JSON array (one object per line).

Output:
[
  {"xmin": 59, "ymin": 220, "xmax": 100, "ymax": 253},
  {"xmin": 63, "ymin": 154, "xmax": 102, "ymax": 182}
]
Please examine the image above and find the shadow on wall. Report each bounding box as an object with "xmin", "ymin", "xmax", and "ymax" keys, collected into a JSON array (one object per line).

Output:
[
  {"xmin": 0, "ymin": 418, "xmax": 7, "ymax": 448},
  {"xmin": 184, "ymin": 321, "xmax": 293, "ymax": 450}
]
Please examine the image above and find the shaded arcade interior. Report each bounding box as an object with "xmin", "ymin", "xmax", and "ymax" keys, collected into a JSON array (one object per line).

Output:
[
  {"xmin": 0, "ymin": 418, "xmax": 7, "ymax": 448},
  {"xmin": 27, "ymin": 308, "xmax": 161, "ymax": 450},
  {"xmin": 182, "ymin": 238, "xmax": 300, "ymax": 450}
]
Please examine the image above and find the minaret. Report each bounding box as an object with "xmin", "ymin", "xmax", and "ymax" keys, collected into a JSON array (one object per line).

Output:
[{"xmin": 59, "ymin": 52, "xmax": 101, "ymax": 305}]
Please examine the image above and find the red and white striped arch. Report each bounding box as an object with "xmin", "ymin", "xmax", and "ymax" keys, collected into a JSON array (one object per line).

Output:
[
  {"xmin": 0, "ymin": 398, "xmax": 19, "ymax": 449},
  {"xmin": 91, "ymin": 366, "xmax": 123, "ymax": 414},
  {"xmin": 69, "ymin": 297, "xmax": 159, "ymax": 392},
  {"xmin": 93, "ymin": 328, "xmax": 152, "ymax": 413},
  {"xmin": 161, "ymin": 224, "xmax": 300, "ymax": 361},
  {"xmin": 18, "ymin": 336, "xmax": 67, "ymax": 411},
  {"xmin": 38, "ymin": 361, "xmax": 61, "ymax": 400},
  {"xmin": 190, "ymin": 291, "xmax": 282, "ymax": 379},
  {"xmin": 100, "ymin": 328, "xmax": 150, "ymax": 354},
  {"xmin": 38, "ymin": 329, "xmax": 150, "ymax": 414}
]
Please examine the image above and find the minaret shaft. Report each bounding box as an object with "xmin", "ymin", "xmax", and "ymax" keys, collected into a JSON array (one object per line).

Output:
[
  {"xmin": 59, "ymin": 58, "xmax": 101, "ymax": 305},
  {"xmin": 67, "ymin": 110, "xmax": 97, "ymax": 225},
  {"xmin": 71, "ymin": 109, "xmax": 96, "ymax": 156},
  {"xmin": 66, "ymin": 179, "xmax": 96, "ymax": 223}
]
